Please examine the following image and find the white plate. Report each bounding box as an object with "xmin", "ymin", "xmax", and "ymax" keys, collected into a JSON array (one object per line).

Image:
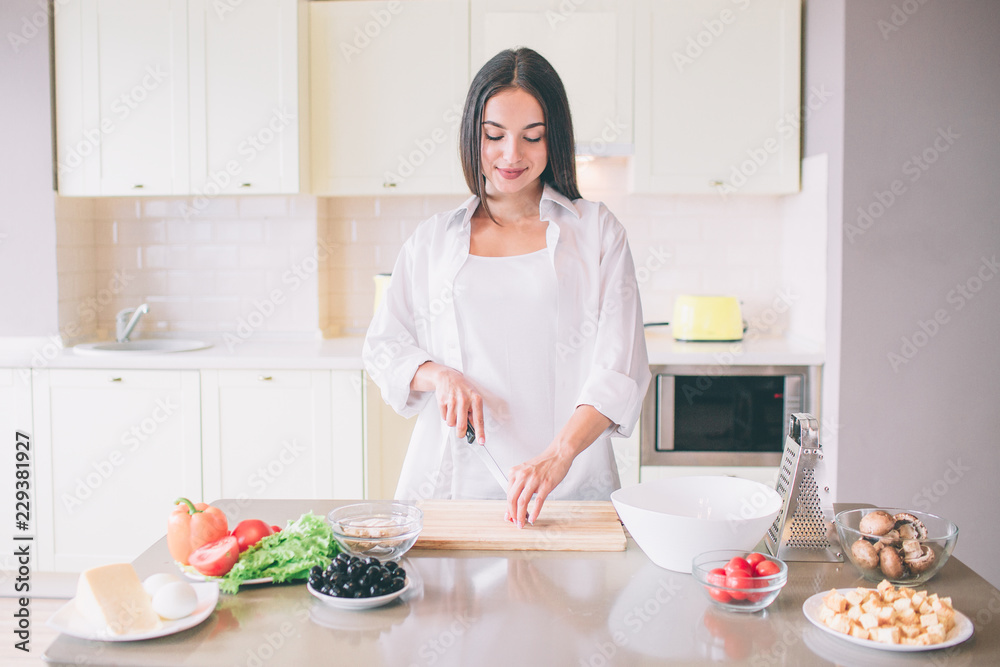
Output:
[
  {"xmin": 802, "ymin": 588, "xmax": 973, "ymax": 652},
  {"xmin": 176, "ymin": 562, "xmax": 271, "ymax": 586},
  {"xmin": 307, "ymin": 578, "xmax": 410, "ymax": 610},
  {"xmin": 47, "ymin": 582, "xmax": 219, "ymax": 642}
]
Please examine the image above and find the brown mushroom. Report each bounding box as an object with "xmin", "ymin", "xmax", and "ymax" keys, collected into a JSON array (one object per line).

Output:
[
  {"xmin": 904, "ymin": 545, "xmax": 937, "ymax": 574},
  {"xmin": 851, "ymin": 539, "xmax": 880, "ymax": 570},
  {"xmin": 859, "ymin": 510, "xmax": 896, "ymax": 536},
  {"xmin": 879, "ymin": 546, "xmax": 906, "ymax": 579},
  {"xmin": 878, "ymin": 529, "xmax": 901, "ymax": 549},
  {"xmin": 894, "ymin": 513, "xmax": 928, "ymax": 540}
]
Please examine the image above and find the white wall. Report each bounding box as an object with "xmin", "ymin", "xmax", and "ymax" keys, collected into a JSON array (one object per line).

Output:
[
  {"xmin": 0, "ymin": 0, "xmax": 59, "ymax": 336},
  {"xmin": 834, "ymin": 0, "xmax": 1000, "ymax": 587}
]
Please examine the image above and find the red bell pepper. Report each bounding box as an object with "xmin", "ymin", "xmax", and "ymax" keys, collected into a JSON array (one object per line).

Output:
[{"xmin": 167, "ymin": 497, "xmax": 229, "ymax": 566}]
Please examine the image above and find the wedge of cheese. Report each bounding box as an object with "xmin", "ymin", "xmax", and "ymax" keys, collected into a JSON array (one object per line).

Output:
[{"xmin": 75, "ymin": 564, "xmax": 162, "ymax": 636}]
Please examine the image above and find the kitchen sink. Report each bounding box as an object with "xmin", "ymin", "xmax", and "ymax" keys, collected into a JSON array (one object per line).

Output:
[{"xmin": 73, "ymin": 339, "xmax": 212, "ymax": 355}]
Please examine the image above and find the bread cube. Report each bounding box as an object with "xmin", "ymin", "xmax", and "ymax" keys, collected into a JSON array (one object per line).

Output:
[
  {"xmin": 877, "ymin": 579, "xmax": 895, "ymax": 597},
  {"xmin": 824, "ymin": 591, "xmax": 848, "ymax": 613},
  {"xmin": 926, "ymin": 623, "xmax": 947, "ymax": 644},
  {"xmin": 825, "ymin": 613, "xmax": 852, "ymax": 634},
  {"xmin": 874, "ymin": 626, "xmax": 901, "ymax": 644},
  {"xmin": 819, "ymin": 605, "xmax": 835, "ymax": 622},
  {"xmin": 898, "ymin": 587, "xmax": 915, "ymax": 599},
  {"xmin": 861, "ymin": 598, "xmax": 880, "ymax": 615},
  {"xmin": 847, "ymin": 604, "xmax": 863, "ymax": 621},
  {"xmin": 849, "ymin": 624, "xmax": 870, "ymax": 640},
  {"xmin": 920, "ymin": 612, "xmax": 940, "ymax": 628},
  {"xmin": 846, "ymin": 590, "xmax": 865, "ymax": 607},
  {"xmin": 900, "ymin": 624, "xmax": 922, "ymax": 639},
  {"xmin": 877, "ymin": 606, "xmax": 896, "ymax": 625},
  {"xmin": 897, "ymin": 607, "xmax": 918, "ymax": 625},
  {"xmin": 893, "ymin": 597, "xmax": 913, "ymax": 612},
  {"xmin": 858, "ymin": 612, "xmax": 879, "ymax": 630},
  {"xmin": 911, "ymin": 591, "xmax": 927, "ymax": 607},
  {"xmin": 919, "ymin": 601, "xmax": 934, "ymax": 615}
]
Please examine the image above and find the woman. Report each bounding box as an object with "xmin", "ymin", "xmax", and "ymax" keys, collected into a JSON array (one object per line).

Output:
[{"xmin": 363, "ymin": 48, "xmax": 650, "ymax": 527}]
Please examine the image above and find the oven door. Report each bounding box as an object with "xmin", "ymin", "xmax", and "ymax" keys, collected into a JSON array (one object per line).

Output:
[{"xmin": 640, "ymin": 365, "xmax": 819, "ymax": 467}]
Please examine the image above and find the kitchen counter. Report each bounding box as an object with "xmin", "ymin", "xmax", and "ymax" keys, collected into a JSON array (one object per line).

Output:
[
  {"xmin": 43, "ymin": 500, "xmax": 999, "ymax": 666},
  {"xmin": 0, "ymin": 333, "xmax": 823, "ymax": 370}
]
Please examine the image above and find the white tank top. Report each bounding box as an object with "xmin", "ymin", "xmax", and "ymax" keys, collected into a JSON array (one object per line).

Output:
[{"xmin": 451, "ymin": 249, "xmax": 557, "ymax": 498}]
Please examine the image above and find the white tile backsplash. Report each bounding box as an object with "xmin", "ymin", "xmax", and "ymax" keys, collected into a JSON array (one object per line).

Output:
[{"xmin": 53, "ymin": 159, "xmax": 826, "ymax": 342}]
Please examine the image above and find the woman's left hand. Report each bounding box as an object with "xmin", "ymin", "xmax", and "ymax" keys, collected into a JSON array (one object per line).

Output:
[{"xmin": 505, "ymin": 444, "xmax": 574, "ymax": 528}]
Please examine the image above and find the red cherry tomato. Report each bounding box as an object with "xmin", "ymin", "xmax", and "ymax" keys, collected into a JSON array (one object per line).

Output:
[
  {"xmin": 754, "ymin": 560, "xmax": 781, "ymax": 578},
  {"xmin": 189, "ymin": 536, "xmax": 240, "ymax": 577},
  {"xmin": 706, "ymin": 567, "xmax": 732, "ymax": 603},
  {"xmin": 724, "ymin": 557, "xmax": 753, "ymax": 576},
  {"xmin": 745, "ymin": 577, "xmax": 768, "ymax": 603},
  {"xmin": 745, "ymin": 552, "xmax": 767, "ymax": 568},
  {"xmin": 231, "ymin": 519, "xmax": 273, "ymax": 553},
  {"xmin": 270, "ymin": 525, "xmax": 282, "ymax": 533},
  {"xmin": 726, "ymin": 572, "xmax": 752, "ymax": 601}
]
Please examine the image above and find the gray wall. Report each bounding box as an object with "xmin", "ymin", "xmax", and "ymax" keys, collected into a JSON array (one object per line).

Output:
[
  {"xmin": 0, "ymin": 0, "xmax": 59, "ymax": 335},
  {"xmin": 835, "ymin": 0, "xmax": 1000, "ymax": 587}
]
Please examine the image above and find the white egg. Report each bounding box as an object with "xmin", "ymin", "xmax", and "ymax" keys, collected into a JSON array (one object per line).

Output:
[
  {"xmin": 143, "ymin": 572, "xmax": 182, "ymax": 597},
  {"xmin": 152, "ymin": 581, "xmax": 198, "ymax": 620}
]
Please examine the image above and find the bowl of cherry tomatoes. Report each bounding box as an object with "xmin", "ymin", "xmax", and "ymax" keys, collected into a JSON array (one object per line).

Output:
[{"xmin": 691, "ymin": 550, "xmax": 787, "ymax": 613}]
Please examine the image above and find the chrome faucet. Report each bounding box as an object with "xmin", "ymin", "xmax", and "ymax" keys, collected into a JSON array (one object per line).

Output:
[{"xmin": 115, "ymin": 303, "xmax": 149, "ymax": 342}]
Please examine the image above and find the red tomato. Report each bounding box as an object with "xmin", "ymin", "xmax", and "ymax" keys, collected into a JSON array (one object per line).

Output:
[
  {"xmin": 189, "ymin": 536, "xmax": 240, "ymax": 577},
  {"xmin": 706, "ymin": 567, "xmax": 732, "ymax": 603},
  {"xmin": 270, "ymin": 525, "xmax": 282, "ymax": 534},
  {"xmin": 231, "ymin": 520, "xmax": 273, "ymax": 553},
  {"xmin": 724, "ymin": 557, "xmax": 753, "ymax": 576},
  {"xmin": 725, "ymin": 572, "xmax": 752, "ymax": 601},
  {"xmin": 745, "ymin": 577, "xmax": 768, "ymax": 603},
  {"xmin": 754, "ymin": 560, "xmax": 781, "ymax": 578},
  {"xmin": 745, "ymin": 552, "xmax": 767, "ymax": 568}
]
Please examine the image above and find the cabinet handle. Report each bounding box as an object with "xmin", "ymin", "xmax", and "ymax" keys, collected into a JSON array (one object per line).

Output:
[
  {"xmin": 132, "ymin": 184, "xmax": 144, "ymax": 189},
  {"xmin": 240, "ymin": 182, "xmax": 252, "ymax": 188},
  {"xmin": 258, "ymin": 375, "xmax": 273, "ymax": 382},
  {"xmin": 108, "ymin": 377, "xmax": 123, "ymax": 383},
  {"xmin": 383, "ymin": 181, "xmax": 397, "ymax": 189}
]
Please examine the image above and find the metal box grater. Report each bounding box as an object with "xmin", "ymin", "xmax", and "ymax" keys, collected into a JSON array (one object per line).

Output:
[{"xmin": 764, "ymin": 413, "xmax": 843, "ymax": 562}]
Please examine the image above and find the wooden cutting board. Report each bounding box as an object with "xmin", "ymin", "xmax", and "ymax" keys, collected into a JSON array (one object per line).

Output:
[{"xmin": 413, "ymin": 500, "xmax": 626, "ymax": 551}]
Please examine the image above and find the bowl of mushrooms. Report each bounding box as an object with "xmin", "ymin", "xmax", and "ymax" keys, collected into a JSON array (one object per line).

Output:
[{"xmin": 834, "ymin": 508, "xmax": 958, "ymax": 586}]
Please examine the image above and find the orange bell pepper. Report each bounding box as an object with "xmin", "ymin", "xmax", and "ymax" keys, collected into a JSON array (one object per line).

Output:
[{"xmin": 167, "ymin": 498, "xmax": 229, "ymax": 566}]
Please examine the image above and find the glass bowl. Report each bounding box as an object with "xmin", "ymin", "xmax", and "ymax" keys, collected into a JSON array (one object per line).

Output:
[
  {"xmin": 691, "ymin": 550, "xmax": 787, "ymax": 613},
  {"xmin": 834, "ymin": 508, "xmax": 958, "ymax": 586},
  {"xmin": 327, "ymin": 502, "xmax": 422, "ymax": 561}
]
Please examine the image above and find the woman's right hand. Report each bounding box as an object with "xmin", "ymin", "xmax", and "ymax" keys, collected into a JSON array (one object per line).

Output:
[{"xmin": 411, "ymin": 362, "xmax": 486, "ymax": 443}]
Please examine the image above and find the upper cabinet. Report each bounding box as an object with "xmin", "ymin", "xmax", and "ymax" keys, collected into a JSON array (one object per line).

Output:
[
  {"xmin": 470, "ymin": 0, "xmax": 633, "ymax": 155},
  {"xmin": 54, "ymin": 0, "xmax": 307, "ymax": 196},
  {"xmin": 309, "ymin": 0, "xmax": 469, "ymax": 196},
  {"xmin": 632, "ymin": 0, "xmax": 801, "ymax": 195},
  {"xmin": 188, "ymin": 0, "xmax": 308, "ymax": 195},
  {"xmin": 55, "ymin": 0, "xmax": 190, "ymax": 196}
]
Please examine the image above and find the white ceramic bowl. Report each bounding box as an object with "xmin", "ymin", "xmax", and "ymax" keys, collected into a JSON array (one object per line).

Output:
[{"xmin": 611, "ymin": 476, "xmax": 783, "ymax": 573}]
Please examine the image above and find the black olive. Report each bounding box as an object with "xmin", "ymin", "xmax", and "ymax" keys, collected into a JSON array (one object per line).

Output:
[
  {"xmin": 368, "ymin": 585, "xmax": 380, "ymax": 597},
  {"xmin": 384, "ymin": 561, "xmax": 398, "ymax": 572},
  {"xmin": 393, "ymin": 567, "xmax": 406, "ymax": 580},
  {"xmin": 311, "ymin": 565, "xmax": 324, "ymax": 576},
  {"xmin": 336, "ymin": 552, "xmax": 350, "ymax": 563},
  {"xmin": 340, "ymin": 581, "xmax": 355, "ymax": 596},
  {"xmin": 390, "ymin": 576, "xmax": 405, "ymax": 592},
  {"xmin": 364, "ymin": 556, "xmax": 380, "ymax": 567},
  {"xmin": 349, "ymin": 556, "xmax": 361, "ymax": 565},
  {"xmin": 351, "ymin": 589, "xmax": 364, "ymax": 598}
]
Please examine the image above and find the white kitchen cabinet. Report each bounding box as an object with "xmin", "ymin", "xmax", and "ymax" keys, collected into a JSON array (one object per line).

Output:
[
  {"xmin": 55, "ymin": 0, "xmax": 190, "ymax": 196},
  {"xmin": 187, "ymin": 0, "xmax": 308, "ymax": 195},
  {"xmin": 54, "ymin": 0, "xmax": 307, "ymax": 196},
  {"xmin": 200, "ymin": 370, "xmax": 364, "ymax": 503},
  {"xmin": 632, "ymin": 0, "xmax": 801, "ymax": 194},
  {"xmin": 32, "ymin": 369, "xmax": 202, "ymax": 571},
  {"xmin": 310, "ymin": 0, "xmax": 469, "ymax": 195},
  {"xmin": 470, "ymin": 0, "xmax": 633, "ymax": 155},
  {"xmin": 0, "ymin": 369, "xmax": 33, "ymax": 572}
]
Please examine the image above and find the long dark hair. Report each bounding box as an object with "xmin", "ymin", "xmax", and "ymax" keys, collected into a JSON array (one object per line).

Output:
[{"xmin": 460, "ymin": 48, "xmax": 580, "ymax": 221}]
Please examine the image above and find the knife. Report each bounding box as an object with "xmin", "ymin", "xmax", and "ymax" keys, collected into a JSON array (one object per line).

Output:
[{"xmin": 465, "ymin": 420, "xmax": 508, "ymax": 492}]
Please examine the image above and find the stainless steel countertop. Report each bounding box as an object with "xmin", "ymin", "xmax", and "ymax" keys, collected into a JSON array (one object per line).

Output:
[{"xmin": 44, "ymin": 500, "xmax": 1000, "ymax": 666}]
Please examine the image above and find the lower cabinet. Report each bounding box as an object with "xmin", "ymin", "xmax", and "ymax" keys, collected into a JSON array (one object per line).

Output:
[
  {"xmin": 27, "ymin": 366, "xmax": 366, "ymax": 572},
  {"xmin": 200, "ymin": 369, "xmax": 364, "ymax": 503},
  {"xmin": 32, "ymin": 369, "xmax": 203, "ymax": 571}
]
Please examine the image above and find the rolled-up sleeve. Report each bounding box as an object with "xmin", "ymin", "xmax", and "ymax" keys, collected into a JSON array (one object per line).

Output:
[
  {"xmin": 575, "ymin": 208, "xmax": 651, "ymax": 437},
  {"xmin": 362, "ymin": 239, "xmax": 433, "ymax": 418}
]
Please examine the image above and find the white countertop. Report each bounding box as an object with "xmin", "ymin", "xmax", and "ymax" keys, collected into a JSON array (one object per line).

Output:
[{"xmin": 0, "ymin": 332, "xmax": 823, "ymax": 370}]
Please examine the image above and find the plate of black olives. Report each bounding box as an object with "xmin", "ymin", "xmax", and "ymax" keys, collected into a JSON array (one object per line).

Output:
[{"xmin": 307, "ymin": 553, "xmax": 410, "ymax": 610}]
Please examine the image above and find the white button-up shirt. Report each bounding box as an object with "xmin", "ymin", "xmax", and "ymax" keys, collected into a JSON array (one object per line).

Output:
[{"xmin": 363, "ymin": 184, "xmax": 651, "ymax": 501}]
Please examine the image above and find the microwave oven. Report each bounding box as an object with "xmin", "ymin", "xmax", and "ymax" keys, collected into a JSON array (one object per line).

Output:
[{"xmin": 640, "ymin": 365, "xmax": 821, "ymax": 467}]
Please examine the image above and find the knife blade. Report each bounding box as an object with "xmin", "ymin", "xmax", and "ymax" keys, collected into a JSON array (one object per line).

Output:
[{"xmin": 465, "ymin": 420, "xmax": 508, "ymax": 492}]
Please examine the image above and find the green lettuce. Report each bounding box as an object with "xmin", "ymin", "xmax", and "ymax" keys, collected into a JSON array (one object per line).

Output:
[{"xmin": 219, "ymin": 511, "xmax": 339, "ymax": 594}]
